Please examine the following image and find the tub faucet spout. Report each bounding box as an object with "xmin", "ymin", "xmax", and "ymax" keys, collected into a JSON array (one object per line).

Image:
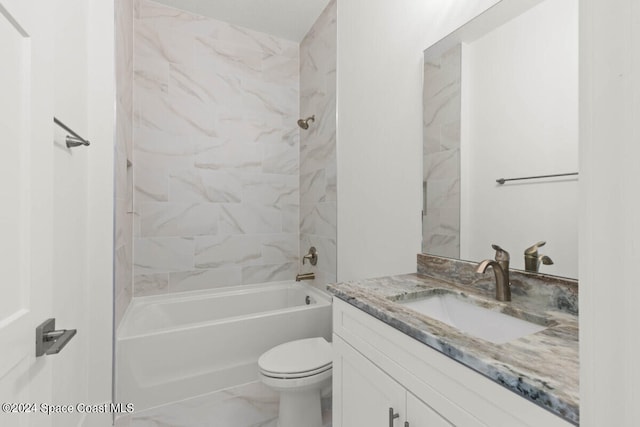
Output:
[{"xmin": 296, "ymin": 272, "xmax": 315, "ymax": 282}]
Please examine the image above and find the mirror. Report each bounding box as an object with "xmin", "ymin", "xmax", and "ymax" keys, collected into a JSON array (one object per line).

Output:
[{"xmin": 422, "ymin": 0, "xmax": 578, "ymax": 278}]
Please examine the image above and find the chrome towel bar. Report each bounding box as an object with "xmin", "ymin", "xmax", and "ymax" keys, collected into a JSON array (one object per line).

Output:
[
  {"xmin": 54, "ymin": 117, "xmax": 90, "ymax": 148},
  {"xmin": 496, "ymin": 172, "xmax": 578, "ymax": 185}
]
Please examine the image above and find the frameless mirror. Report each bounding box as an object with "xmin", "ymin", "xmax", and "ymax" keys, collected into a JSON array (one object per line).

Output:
[{"xmin": 422, "ymin": 0, "xmax": 578, "ymax": 278}]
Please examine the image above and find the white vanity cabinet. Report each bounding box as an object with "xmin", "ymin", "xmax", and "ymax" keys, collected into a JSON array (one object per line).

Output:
[
  {"xmin": 332, "ymin": 299, "xmax": 574, "ymax": 427},
  {"xmin": 334, "ymin": 334, "xmax": 405, "ymax": 427},
  {"xmin": 406, "ymin": 392, "xmax": 455, "ymax": 427},
  {"xmin": 334, "ymin": 333, "xmax": 454, "ymax": 427}
]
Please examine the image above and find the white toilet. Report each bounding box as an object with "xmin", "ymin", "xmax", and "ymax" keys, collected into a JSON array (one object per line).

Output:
[{"xmin": 258, "ymin": 337, "xmax": 332, "ymax": 427}]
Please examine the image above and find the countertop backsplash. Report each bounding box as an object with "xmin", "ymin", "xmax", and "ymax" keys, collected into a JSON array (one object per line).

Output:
[{"xmin": 417, "ymin": 253, "xmax": 578, "ymax": 315}]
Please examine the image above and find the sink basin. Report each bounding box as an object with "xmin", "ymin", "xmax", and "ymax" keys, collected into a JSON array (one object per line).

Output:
[{"xmin": 398, "ymin": 292, "xmax": 548, "ymax": 344}]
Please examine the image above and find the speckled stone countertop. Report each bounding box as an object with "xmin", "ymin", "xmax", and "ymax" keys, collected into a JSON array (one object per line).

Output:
[{"xmin": 327, "ymin": 255, "xmax": 579, "ymax": 425}]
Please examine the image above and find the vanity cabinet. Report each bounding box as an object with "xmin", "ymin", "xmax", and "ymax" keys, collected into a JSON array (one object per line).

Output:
[
  {"xmin": 406, "ymin": 392, "xmax": 454, "ymax": 427},
  {"xmin": 332, "ymin": 299, "xmax": 573, "ymax": 427},
  {"xmin": 334, "ymin": 334, "xmax": 404, "ymax": 426},
  {"xmin": 334, "ymin": 334, "xmax": 453, "ymax": 427}
]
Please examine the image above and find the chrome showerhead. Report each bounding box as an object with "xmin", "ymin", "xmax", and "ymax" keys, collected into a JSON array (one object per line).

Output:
[{"xmin": 297, "ymin": 115, "xmax": 315, "ymax": 130}]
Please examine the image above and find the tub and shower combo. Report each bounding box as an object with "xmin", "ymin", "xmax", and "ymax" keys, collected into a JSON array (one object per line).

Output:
[{"xmin": 116, "ymin": 281, "xmax": 332, "ymax": 411}]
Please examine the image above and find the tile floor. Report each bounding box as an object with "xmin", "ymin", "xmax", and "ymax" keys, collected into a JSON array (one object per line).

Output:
[{"xmin": 115, "ymin": 381, "xmax": 332, "ymax": 427}]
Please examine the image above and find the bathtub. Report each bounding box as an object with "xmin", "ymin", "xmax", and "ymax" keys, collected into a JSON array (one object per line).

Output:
[{"xmin": 116, "ymin": 281, "xmax": 332, "ymax": 411}]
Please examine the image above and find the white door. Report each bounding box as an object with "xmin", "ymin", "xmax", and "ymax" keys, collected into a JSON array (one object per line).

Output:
[{"xmin": 0, "ymin": 0, "xmax": 55, "ymax": 425}]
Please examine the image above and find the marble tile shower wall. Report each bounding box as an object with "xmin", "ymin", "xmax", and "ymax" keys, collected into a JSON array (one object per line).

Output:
[
  {"xmin": 299, "ymin": 0, "xmax": 337, "ymax": 286},
  {"xmin": 115, "ymin": 0, "xmax": 134, "ymax": 327},
  {"xmin": 422, "ymin": 44, "xmax": 461, "ymax": 258},
  {"xmin": 132, "ymin": 0, "xmax": 300, "ymax": 296}
]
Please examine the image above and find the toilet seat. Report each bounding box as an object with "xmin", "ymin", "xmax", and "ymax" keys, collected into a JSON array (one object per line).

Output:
[
  {"xmin": 261, "ymin": 363, "xmax": 332, "ymax": 379},
  {"xmin": 258, "ymin": 337, "xmax": 332, "ymax": 379}
]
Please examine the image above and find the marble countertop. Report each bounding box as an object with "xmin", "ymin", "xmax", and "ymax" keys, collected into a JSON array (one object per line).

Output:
[{"xmin": 327, "ymin": 272, "xmax": 579, "ymax": 425}]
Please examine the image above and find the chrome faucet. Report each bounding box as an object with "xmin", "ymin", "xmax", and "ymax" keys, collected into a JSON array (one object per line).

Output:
[
  {"xmin": 524, "ymin": 241, "xmax": 554, "ymax": 273},
  {"xmin": 475, "ymin": 244, "xmax": 511, "ymax": 301}
]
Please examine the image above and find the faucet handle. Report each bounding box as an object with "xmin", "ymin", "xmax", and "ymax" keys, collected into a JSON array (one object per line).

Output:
[
  {"xmin": 524, "ymin": 243, "xmax": 553, "ymax": 272},
  {"xmin": 524, "ymin": 241, "xmax": 546, "ymax": 256},
  {"xmin": 302, "ymin": 246, "xmax": 318, "ymax": 266},
  {"xmin": 540, "ymin": 255, "xmax": 554, "ymax": 265},
  {"xmin": 491, "ymin": 244, "xmax": 510, "ymax": 261}
]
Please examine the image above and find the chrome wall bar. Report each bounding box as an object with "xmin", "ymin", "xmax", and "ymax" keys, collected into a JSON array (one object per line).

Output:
[
  {"xmin": 53, "ymin": 117, "xmax": 90, "ymax": 148},
  {"xmin": 496, "ymin": 172, "xmax": 578, "ymax": 185}
]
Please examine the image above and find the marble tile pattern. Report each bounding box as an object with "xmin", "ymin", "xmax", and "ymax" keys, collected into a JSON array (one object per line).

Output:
[
  {"xmin": 299, "ymin": 0, "xmax": 337, "ymax": 288},
  {"xmin": 132, "ymin": 0, "xmax": 301, "ymax": 295},
  {"xmin": 115, "ymin": 0, "xmax": 135, "ymax": 327},
  {"xmin": 114, "ymin": 381, "xmax": 332, "ymax": 427},
  {"xmin": 422, "ymin": 45, "xmax": 461, "ymax": 258},
  {"xmin": 327, "ymin": 256, "xmax": 579, "ymax": 425}
]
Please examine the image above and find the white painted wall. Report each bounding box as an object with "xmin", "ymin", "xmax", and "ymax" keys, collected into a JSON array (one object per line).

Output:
[
  {"xmin": 336, "ymin": 0, "xmax": 500, "ymax": 281},
  {"xmin": 51, "ymin": 0, "xmax": 114, "ymax": 426},
  {"xmin": 460, "ymin": 0, "xmax": 578, "ymax": 277},
  {"xmin": 85, "ymin": 0, "xmax": 115, "ymax": 423},
  {"xmin": 52, "ymin": 1, "xmax": 90, "ymax": 425},
  {"xmin": 580, "ymin": 0, "xmax": 640, "ymax": 425}
]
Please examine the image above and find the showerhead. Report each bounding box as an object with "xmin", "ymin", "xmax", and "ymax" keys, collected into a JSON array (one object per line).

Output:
[{"xmin": 297, "ymin": 115, "xmax": 315, "ymax": 130}]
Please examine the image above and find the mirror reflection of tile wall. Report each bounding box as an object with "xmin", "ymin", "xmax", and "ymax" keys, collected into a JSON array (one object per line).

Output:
[{"xmin": 422, "ymin": 45, "xmax": 461, "ymax": 258}]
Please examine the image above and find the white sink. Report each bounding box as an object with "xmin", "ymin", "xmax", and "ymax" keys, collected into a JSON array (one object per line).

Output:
[{"xmin": 399, "ymin": 293, "xmax": 548, "ymax": 344}]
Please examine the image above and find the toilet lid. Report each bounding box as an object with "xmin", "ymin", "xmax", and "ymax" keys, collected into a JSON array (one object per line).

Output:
[{"xmin": 258, "ymin": 337, "xmax": 332, "ymax": 376}]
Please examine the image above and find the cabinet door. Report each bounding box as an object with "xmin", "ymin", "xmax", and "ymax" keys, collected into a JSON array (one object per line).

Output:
[
  {"xmin": 406, "ymin": 391, "xmax": 454, "ymax": 427},
  {"xmin": 334, "ymin": 335, "xmax": 406, "ymax": 427}
]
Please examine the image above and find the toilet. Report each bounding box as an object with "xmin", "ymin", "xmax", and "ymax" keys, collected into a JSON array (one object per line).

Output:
[{"xmin": 258, "ymin": 337, "xmax": 332, "ymax": 427}]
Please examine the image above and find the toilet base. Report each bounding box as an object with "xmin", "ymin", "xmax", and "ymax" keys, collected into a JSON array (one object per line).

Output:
[
  {"xmin": 261, "ymin": 371, "xmax": 331, "ymax": 427},
  {"xmin": 277, "ymin": 387, "xmax": 323, "ymax": 427}
]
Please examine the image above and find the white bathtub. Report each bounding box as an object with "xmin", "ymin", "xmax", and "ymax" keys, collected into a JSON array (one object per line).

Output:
[{"xmin": 116, "ymin": 281, "xmax": 332, "ymax": 411}]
